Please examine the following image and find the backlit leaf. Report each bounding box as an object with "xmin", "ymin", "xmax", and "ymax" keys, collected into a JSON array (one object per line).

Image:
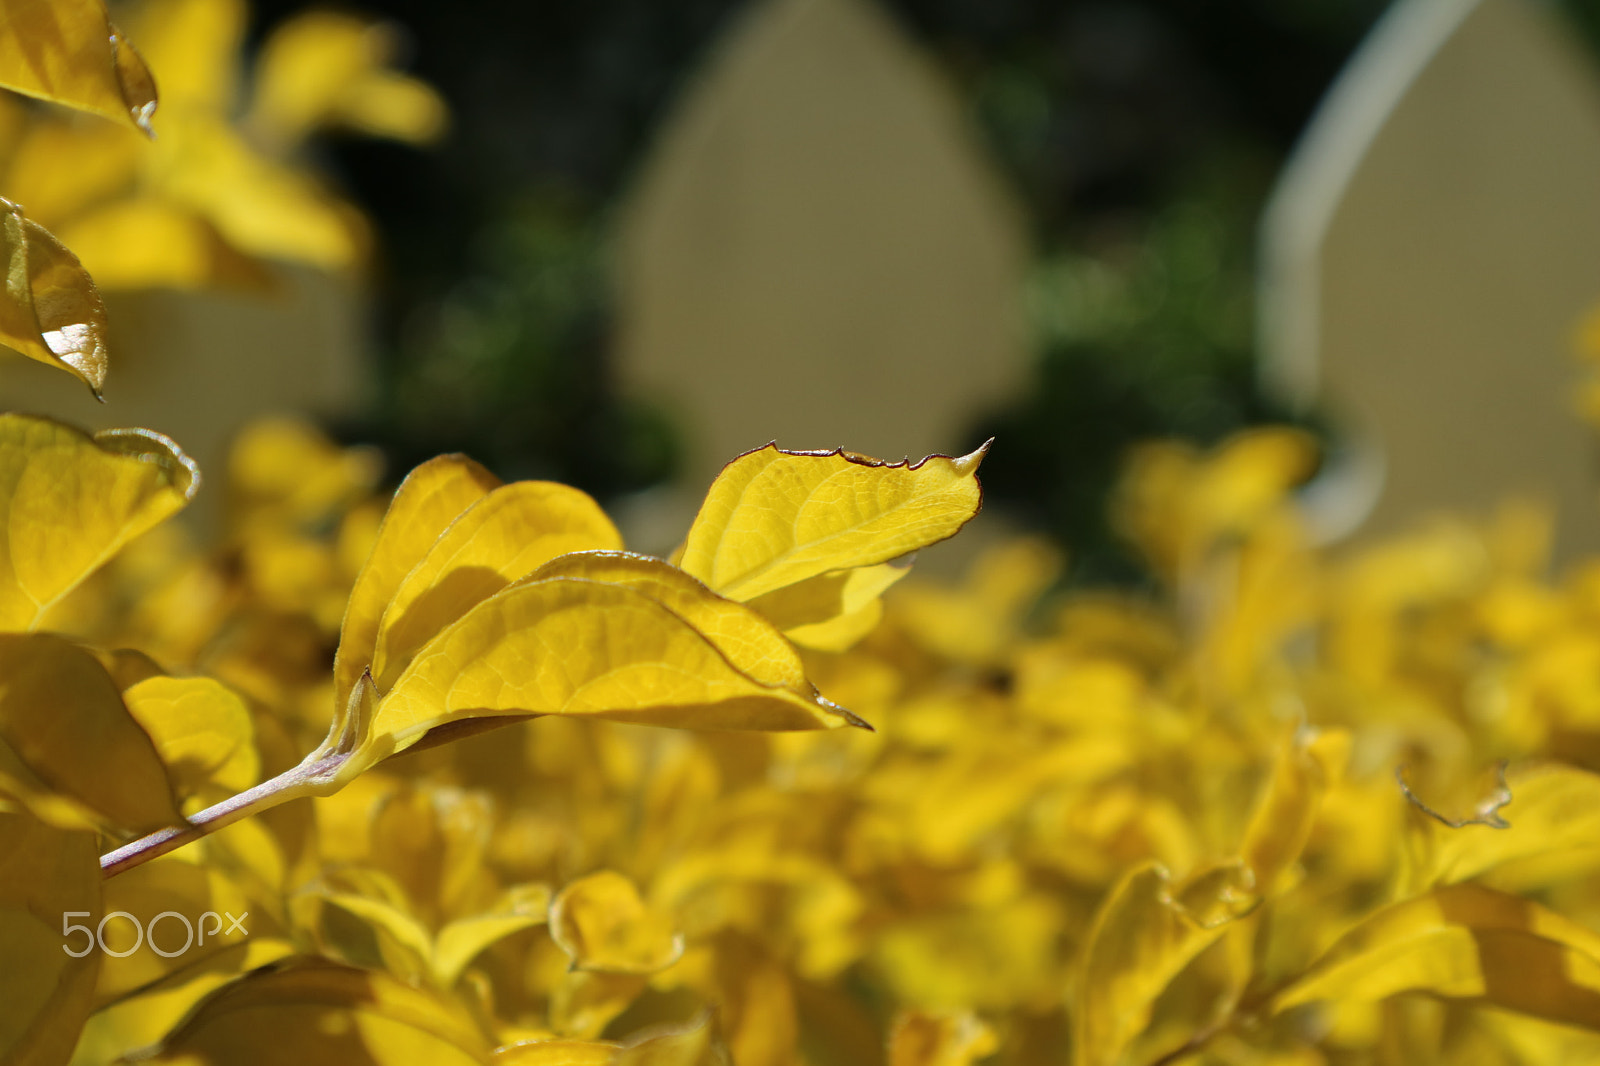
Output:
[
  {"xmin": 122, "ymin": 676, "xmax": 260, "ymax": 805},
  {"xmin": 0, "ymin": 414, "xmax": 198, "ymax": 631},
  {"xmin": 335, "ymin": 455, "xmax": 500, "ymax": 714},
  {"xmin": 126, "ymin": 956, "xmax": 493, "ymax": 1065},
  {"xmin": 1274, "ymin": 883, "xmax": 1600, "ymax": 1031},
  {"xmin": 0, "ymin": 634, "xmax": 182, "ymax": 835},
  {"xmin": 549, "ymin": 870, "xmax": 683, "ymax": 975},
  {"xmin": 369, "ymin": 561, "xmax": 863, "ymax": 757},
  {"xmin": 371, "ymin": 481, "xmax": 622, "ymax": 689},
  {"xmin": 0, "ymin": 199, "xmax": 109, "ymax": 393},
  {"xmin": 0, "ymin": 0, "xmax": 156, "ymax": 132},
  {"xmin": 677, "ymin": 442, "xmax": 988, "ymax": 602},
  {"xmin": 0, "ymin": 810, "xmax": 100, "ymax": 1066}
]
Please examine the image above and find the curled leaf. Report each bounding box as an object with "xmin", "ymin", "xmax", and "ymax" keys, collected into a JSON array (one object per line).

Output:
[
  {"xmin": 0, "ymin": 199, "xmax": 109, "ymax": 393},
  {"xmin": 1073, "ymin": 861, "xmax": 1256, "ymax": 1066},
  {"xmin": 0, "ymin": 414, "xmax": 198, "ymax": 631},
  {"xmin": 0, "ymin": 0, "xmax": 157, "ymax": 132},
  {"xmin": 550, "ymin": 870, "xmax": 684, "ymax": 975},
  {"xmin": 678, "ymin": 441, "xmax": 989, "ymax": 602}
]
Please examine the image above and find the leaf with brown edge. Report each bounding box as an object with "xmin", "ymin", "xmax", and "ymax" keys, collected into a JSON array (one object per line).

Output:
[
  {"xmin": 0, "ymin": 198, "xmax": 109, "ymax": 394},
  {"xmin": 334, "ymin": 454, "xmax": 500, "ymax": 715},
  {"xmin": 370, "ymin": 480, "xmax": 622, "ymax": 689},
  {"xmin": 0, "ymin": 0, "xmax": 157, "ymax": 132},
  {"xmin": 0, "ymin": 633, "xmax": 182, "ymax": 835},
  {"xmin": 0, "ymin": 810, "xmax": 100, "ymax": 1066},
  {"xmin": 0, "ymin": 414, "xmax": 198, "ymax": 631},
  {"xmin": 368, "ymin": 560, "xmax": 864, "ymax": 761},
  {"xmin": 677, "ymin": 441, "xmax": 988, "ymax": 602},
  {"xmin": 1273, "ymin": 883, "xmax": 1600, "ymax": 1031},
  {"xmin": 124, "ymin": 956, "xmax": 493, "ymax": 1066}
]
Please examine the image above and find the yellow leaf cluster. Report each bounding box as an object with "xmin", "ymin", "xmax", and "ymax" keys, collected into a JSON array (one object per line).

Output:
[{"xmin": 0, "ymin": 413, "xmax": 991, "ymax": 1065}]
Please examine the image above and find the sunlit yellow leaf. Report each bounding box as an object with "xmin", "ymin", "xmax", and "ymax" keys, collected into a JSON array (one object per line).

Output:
[
  {"xmin": 0, "ymin": 810, "xmax": 100, "ymax": 1066},
  {"xmin": 229, "ymin": 416, "xmax": 383, "ymax": 528},
  {"xmin": 678, "ymin": 441, "xmax": 988, "ymax": 602},
  {"xmin": 0, "ymin": 198, "xmax": 109, "ymax": 393},
  {"xmin": 1274, "ymin": 883, "xmax": 1600, "ymax": 1030},
  {"xmin": 550, "ymin": 870, "xmax": 683, "ymax": 975},
  {"xmin": 371, "ymin": 481, "xmax": 622, "ymax": 688},
  {"xmin": 335, "ymin": 454, "xmax": 500, "ymax": 715},
  {"xmin": 0, "ymin": 634, "xmax": 182, "ymax": 834},
  {"xmin": 248, "ymin": 11, "xmax": 447, "ymax": 148},
  {"xmin": 887, "ymin": 1010, "xmax": 998, "ymax": 1066},
  {"xmin": 124, "ymin": 0, "xmax": 242, "ymax": 112},
  {"xmin": 127, "ymin": 956, "xmax": 493, "ymax": 1065},
  {"xmin": 1074, "ymin": 861, "xmax": 1256, "ymax": 1066},
  {"xmin": 0, "ymin": 0, "xmax": 156, "ymax": 132},
  {"xmin": 123, "ymin": 676, "xmax": 260, "ymax": 805},
  {"xmin": 369, "ymin": 560, "xmax": 862, "ymax": 758},
  {"xmin": 0, "ymin": 414, "xmax": 198, "ymax": 630}
]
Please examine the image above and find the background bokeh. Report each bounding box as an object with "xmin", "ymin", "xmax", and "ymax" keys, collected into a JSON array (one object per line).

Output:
[{"xmin": 212, "ymin": 0, "xmax": 1600, "ymax": 579}]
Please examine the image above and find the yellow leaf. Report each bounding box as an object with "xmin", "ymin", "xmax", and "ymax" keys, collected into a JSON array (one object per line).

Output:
[
  {"xmin": 550, "ymin": 870, "xmax": 684, "ymax": 975},
  {"xmin": 0, "ymin": 199, "xmax": 109, "ymax": 393},
  {"xmin": 1274, "ymin": 883, "xmax": 1600, "ymax": 1031},
  {"xmin": 1073, "ymin": 861, "xmax": 1256, "ymax": 1066},
  {"xmin": 435, "ymin": 883, "xmax": 552, "ymax": 988},
  {"xmin": 371, "ymin": 481, "xmax": 622, "ymax": 689},
  {"xmin": 123, "ymin": 0, "xmax": 242, "ymax": 112},
  {"xmin": 1240, "ymin": 728, "xmax": 1346, "ymax": 895},
  {"xmin": 615, "ymin": 1013, "xmax": 728, "ymax": 1066},
  {"xmin": 334, "ymin": 454, "xmax": 500, "ymax": 716},
  {"xmin": 369, "ymin": 559, "xmax": 862, "ymax": 757},
  {"xmin": 127, "ymin": 956, "xmax": 493, "ymax": 1065},
  {"xmin": 69, "ymin": 938, "xmax": 294, "ymax": 1066},
  {"xmin": 247, "ymin": 12, "xmax": 447, "ymax": 148},
  {"xmin": 677, "ymin": 442, "xmax": 988, "ymax": 602},
  {"xmin": 748, "ymin": 561, "xmax": 911, "ymax": 651},
  {"xmin": 1403, "ymin": 762, "xmax": 1600, "ymax": 892},
  {"xmin": 93, "ymin": 853, "xmax": 253, "ymax": 1006},
  {"xmin": 0, "ymin": 414, "xmax": 198, "ymax": 631},
  {"xmin": 887, "ymin": 1010, "xmax": 998, "ymax": 1066},
  {"xmin": 0, "ymin": 0, "xmax": 156, "ymax": 132},
  {"xmin": 123, "ymin": 676, "xmax": 260, "ymax": 805},
  {"xmin": 0, "ymin": 634, "xmax": 182, "ymax": 835},
  {"xmin": 493, "ymin": 1040, "xmax": 619, "ymax": 1066},
  {"xmin": 0, "ymin": 810, "xmax": 100, "ymax": 1066}
]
